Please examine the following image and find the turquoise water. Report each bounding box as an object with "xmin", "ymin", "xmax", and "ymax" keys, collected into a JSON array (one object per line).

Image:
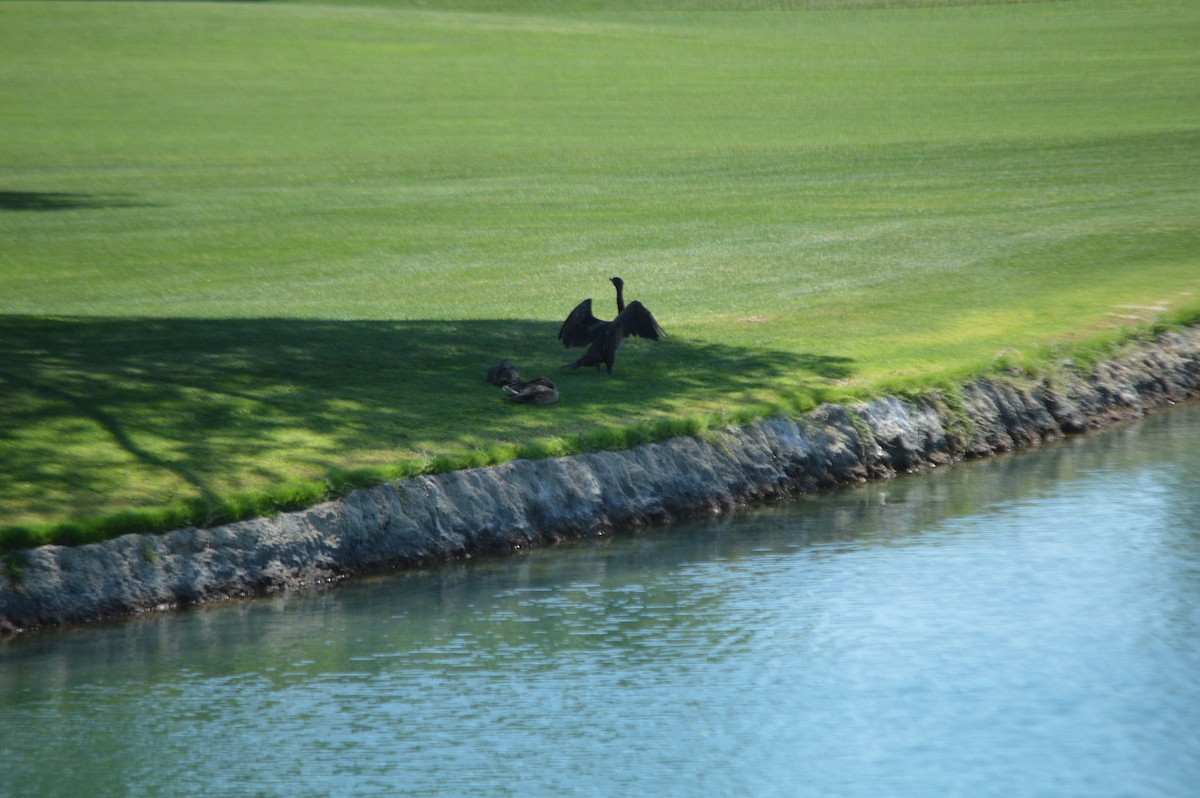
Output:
[{"xmin": 3, "ymin": 403, "xmax": 1200, "ymax": 797}]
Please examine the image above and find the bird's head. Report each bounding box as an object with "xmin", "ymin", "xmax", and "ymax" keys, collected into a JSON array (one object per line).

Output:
[{"xmin": 610, "ymin": 276, "xmax": 624, "ymax": 289}]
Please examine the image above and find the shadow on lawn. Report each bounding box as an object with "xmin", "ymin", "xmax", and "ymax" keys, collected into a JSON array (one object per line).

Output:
[
  {"xmin": 0, "ymin": 316, "xmax": 854, "ymax": 519},
  {"xmin": 0, "ymin": 191, "xmax": 151, "ymax": 212}
]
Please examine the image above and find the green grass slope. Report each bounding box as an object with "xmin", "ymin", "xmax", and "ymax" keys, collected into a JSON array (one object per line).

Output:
[{"xmin": 1, "ymin": 0, "xmax": 1198, "ymax": 546}]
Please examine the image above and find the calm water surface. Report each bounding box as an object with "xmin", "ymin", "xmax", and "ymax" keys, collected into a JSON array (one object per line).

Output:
[{"xmin": 4, "ymin": 403, "xmax": 1200, "ymax": 797}]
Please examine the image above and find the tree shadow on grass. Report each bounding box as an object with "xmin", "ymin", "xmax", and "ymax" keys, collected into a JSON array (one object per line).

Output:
[
  {"xmin": 0, "ymin": 191, "xmax": 152, "ymax": 212},
  {"xmin": 0, "ymin": 316, "xmax": 854, "ymax": 523}
]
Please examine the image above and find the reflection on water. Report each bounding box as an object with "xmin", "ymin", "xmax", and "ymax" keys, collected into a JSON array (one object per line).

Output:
[{"xmin": 3, "ymin": 404, "xmax": 1200, "ymax": 797}]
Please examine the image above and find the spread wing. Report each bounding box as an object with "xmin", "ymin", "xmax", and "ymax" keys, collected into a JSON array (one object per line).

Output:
[
  {"xmin": 613, "ymin": 300, "xmax": 665, "ymax": 341},
  {"xmin": 558, "ymin": 298, "xmax": 600, "ymax": 348},
  {"xmin": 593, "ymin": 301, "xmax": 665, "ymax": 366}
]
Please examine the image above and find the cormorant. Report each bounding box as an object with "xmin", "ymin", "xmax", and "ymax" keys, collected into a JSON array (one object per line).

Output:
[
  {"xmin": 503, "ymin": 377, "xmax": 559, "ymax": 405},
  {"xmin": 487, "ymin": 360, "xmax": 559, "ymax": 404},
  {"xmin": 487, "ymin": 359, "xmax": 521, "ymax": 387},
  {"xmin": 558, "ymin": 277, "xmax": 665, "ymax": 374}
]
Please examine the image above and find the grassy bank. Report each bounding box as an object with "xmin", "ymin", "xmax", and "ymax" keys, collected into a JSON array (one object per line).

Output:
[{"xmin": 2, "ymin": 0, "xmax": 1198, "ymax": 550}]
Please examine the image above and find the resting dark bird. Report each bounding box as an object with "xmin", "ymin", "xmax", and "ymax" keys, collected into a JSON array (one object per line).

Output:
[
  {"xmin": 487, "ymin": 359, "xmax": 521, "ymax": 387},
  {"xmin": 487, "ymin": 361, "xmax": 558, "ymax": 404},
  {"xmin": 558, "ymin": 277, "xmax": 665, "ymax": 374},
  {"xmin": 503, "ymin": 377, "xmax": 559, "ymax": 405}
]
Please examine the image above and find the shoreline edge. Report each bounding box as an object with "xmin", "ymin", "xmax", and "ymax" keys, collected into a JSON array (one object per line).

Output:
[{"xmin": 3, "ymin": 326, "xmax": 1199, "ymax": 634}]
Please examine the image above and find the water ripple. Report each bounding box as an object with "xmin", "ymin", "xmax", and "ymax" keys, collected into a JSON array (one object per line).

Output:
[{"xmin": 3, "ymin": 405, "xmax": 1200, "ymax": 797}]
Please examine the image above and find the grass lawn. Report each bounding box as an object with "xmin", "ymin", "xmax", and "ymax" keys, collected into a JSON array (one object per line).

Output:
[{"xmin": 2, "ymin": 0, "xmax": 1198, "ymax": 547}]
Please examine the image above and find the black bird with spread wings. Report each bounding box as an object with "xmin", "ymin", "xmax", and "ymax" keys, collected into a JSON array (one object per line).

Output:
[{"xmin": 558, "ymin": 277, "xmax": 665, "ymax": 373}]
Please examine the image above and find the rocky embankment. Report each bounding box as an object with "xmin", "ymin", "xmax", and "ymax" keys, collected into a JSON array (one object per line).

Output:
[{"xmin": 4, "ymin": 327, "xmax": 1199, "ymax": 634}]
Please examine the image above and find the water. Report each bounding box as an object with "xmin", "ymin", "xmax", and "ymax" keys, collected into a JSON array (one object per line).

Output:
[{"xmin": 4, "ymin": 404, "xmax": 1200, "ymax": 798}]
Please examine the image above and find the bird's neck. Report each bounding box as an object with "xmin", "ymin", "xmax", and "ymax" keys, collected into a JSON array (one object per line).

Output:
[{"xmin": 614, "ymin": 283, "xmax": 625, "ymax": 313}]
